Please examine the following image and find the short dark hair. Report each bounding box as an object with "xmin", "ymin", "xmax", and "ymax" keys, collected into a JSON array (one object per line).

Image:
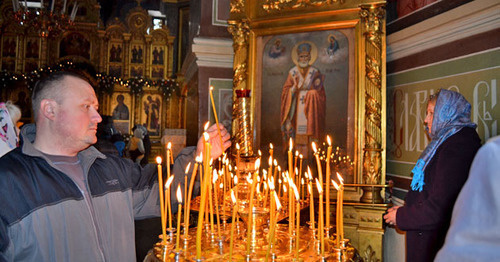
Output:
[{"xmin": 31, "ymin": 71, "xmax": 89, "ymax": 119}]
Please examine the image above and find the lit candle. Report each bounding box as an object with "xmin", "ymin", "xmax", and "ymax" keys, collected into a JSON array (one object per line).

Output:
[
  {"xmin": 209, "ymin": 86, "xmax": 224, "ymax": 148},
  {"xmin": 266, "ymin": 182, "xmax": 275, "ymax": 261},
  {"xmin": 184, "ymin": 162, "xmax": 194, "ymax": 242},
  {"xmin": 235, "ymin": 143, "xmax": 240, "ymax": 178},
  {"xmin": 213, "ymin": 170, "xmax": 221, "ymax": 239},
  {"xmin": 165, "ymin": 176, "xmax": 174, "ymax": 232},
  {"xmin": 246, "ymin": 159, "xmax": 260, "ymax": 256},
  {"xmin": 175, "ymin": 185, "xmax": 183, "ymax": 252},
  {"xmin": 208, "ymin": 169, "xmax": 215, "ymax": 235},
  {"xmin": 337, "ymin": 172, "xmax": 344, "ymax": 242},
  {"xmin": 288, "ymin": 138, "xmax": 293, "ymax": 185},
  {"xmin": 298, "ymin": 154, "xmax": 303, "ymax": 198},
  {"xmin": 272, "ymin": 192, "xmax": 282, "ymax": 253},
  {"xmin": 166, "ymin": 143, "xmax": 172, "ymax": 230},
  {"xmin": 288, "ymin": 172, "xmax": 293, "ymax": 237},
  {"xmin": 326, "ymin": 136, "xmax": 333, "ymax": 233},
  {"xmin": 196, "ymin": 133, "xmax": 210, "ymax": 259},
  {"xmin": 273, "ymin": 160, "xmax": 278, "ymax": 186},
  {"xmin": 308, "ymin": 179, "xmax": 315, "ymax": 235},
  {"xmin": 316, "ymin": 178, "xmax": 325, "ymax": 256},
  {"xmin": 229, "ymin": 190, "xmax": 238, "ymax": 260},
  {"xmin": 312, "ymin": 142, "xmax": 323, "ymax": 238},
  {"xmin": 301, "ymin": 177, "xmax": 305, "ymax": 202},
  {"xmin": 156, "ymin": 157, "xmax": 167, "ymax": 244},
  {"xmin": 332, "ymin": 179, "xmax": 341, "ymax": 247},
  {"xmin": 293, "ymin": 184, "xmax": 300, "ymax": 260}
]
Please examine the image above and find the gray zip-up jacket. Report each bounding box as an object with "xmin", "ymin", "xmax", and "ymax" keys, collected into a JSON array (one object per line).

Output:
[{"xmin": 0, "ymin": 124, "xmax": 196, "ymax": 261}]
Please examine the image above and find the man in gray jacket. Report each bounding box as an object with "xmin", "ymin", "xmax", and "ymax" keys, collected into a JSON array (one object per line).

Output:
[{"xmin": 0, "ymin": 71, "xmax": 231, "ymax": 261}]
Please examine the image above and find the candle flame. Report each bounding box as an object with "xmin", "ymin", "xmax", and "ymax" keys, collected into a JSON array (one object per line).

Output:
[
  {"xmin": 268, "ymin": 156, "xmax": 273, "ymax": 165},
  {"xmin": 258, "ymin": 150, "xmax": 262, "ymax": 156},
  {"xmin": 283, "ymin": 184, "xmax": 287, "ymax": 193},
  {"xmin": 332, "ymin": 179, "xmax": 340, "ymax": 190},
  {"xmin": 231, "ymin": 190, "xmax": 236, "ymax": 204},
  {"xmin": 234, "ymin": 175, "xmax": 238, "ymax": 185},
  {"xmin": 165, "ymin": 176, "xmax": 174, "ymax": 188},
  {"xmin": 204, "ymin": 121, "xmax": 210, "ymax": 131},
  {"xmin": 278, "ymin": 178, "xmax": 282, "ymax": 184},
  {"xmin": 213, "ymin": 171, "xmax": 218, "ymax": 183},
  {"xmin": 255, "ymin": 158, "xmax": 261, "ymax": 169},
  {"xmin": 274, "ymin": 191, "xmax": 282, "ymax": 210},
  {"xmin": 185, "ymin": 163, "xmax": 191, "ymax": 174},
  {"xmin": 268, "ymin": 178, "xmax": 275, "ymax": 190},
  {"xmin": 274, "ymin": 159, "xmax": 278, "ymax": 166},
  {"xmin": 210, "ymin": 85, "xmax": 214, "ymax": 91},
  {"xmin": 294, "ymin": 167, "xmax": 298, "ymax": 176},
  {"xmin": 246, "ymin": 173, "xmax": 252, "ymax": 184},
  {"xmin": 167, "ymin": 142, "xmax": 172, "ymax": 150},
  {"xmin": 236, "ymin": 143, "xmax": 240, "ymax": 150},
  {"xmin": 176, "ymin": 185, "xmax": 182, "ymax": 203},
  {"xmin": 270, "ymin": 143, "xmax": 273, "ymax": 149},
  {"xmin": 203, "ymin": 132, "xmax": 209, "ymax": 141},
  {"xmin": 156, "ymin": 156, "xmax": 162, "ymax": 164},
  {"xmin": 307, "ymin": 166, "xmax": 312, "ymax": 180},
  {"xmin": 220, "ymin": 183, "xmax": 223, "ymax": 189},
  {"xmin": 292, "ymin": 184, "xmax": 300, "ymax": 201},
  {"xmin": 312, "ymin": 142, "xmax": 317, "ymax": 153},
  {"xmin": 256, "ymin": 184, "xmax": 261, "ymax": 194},
  {"xmin": 256, "ymin": 175, "xmax": 261, "ymax": 182},
  {"xmin": 195, "ymin": 154, "xmax": 202, "ymax": 163},
  {"xmin": 301, "ymin": 178, "xmax": 305, "ymax": 185},
  {"xmin": 327, "ymin": 135, "xmax": 331, "ymax": 146},
  {"xmin": 289, "ymin": 138, "xmax": 293, "ymax": 151},
  {"xmin": 336, "ymin": 172, "xmax": 344, "ymax": 185},
  {"xmin": 277, "ymin": 166, "xmax": 281, "ymax": 172},
  {"xmin": 315, "ymin": 178, "xmax": 323, "ymax": 193},
  {"xmin": 299, "ymin": 154, "xmax": 303, "ymax": 159},
  {"xmin": 209, "ymin": 158, "xmax": 213, "ymax": 165}
]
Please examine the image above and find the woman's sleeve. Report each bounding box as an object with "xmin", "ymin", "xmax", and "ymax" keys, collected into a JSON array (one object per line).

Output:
[{"xmin": 396, "ymin": 137, "xmax": 477, "ymax": 231}]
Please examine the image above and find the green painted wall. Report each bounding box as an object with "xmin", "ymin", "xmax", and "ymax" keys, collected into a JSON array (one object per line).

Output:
[{"xmin": 387, "ymin": 48, "xmax": 500, "ymax": 195}]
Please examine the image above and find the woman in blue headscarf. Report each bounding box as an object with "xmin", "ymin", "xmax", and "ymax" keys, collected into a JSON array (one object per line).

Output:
[{"xmin": 384, "ymin": 89, "xmax": 481, "ymax": 262}]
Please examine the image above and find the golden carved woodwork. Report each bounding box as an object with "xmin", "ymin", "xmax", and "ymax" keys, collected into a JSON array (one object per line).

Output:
[
  {"xmin": 262, "ymin": 0, "xmax": 346, "ymax": 12},
  {"xmin": 361, "ymin": 4, "xmax": 385, "ymax": 189}
]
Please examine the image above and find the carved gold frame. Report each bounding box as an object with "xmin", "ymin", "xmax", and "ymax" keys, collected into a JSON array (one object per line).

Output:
[{"xmin": 229, "ymin": 0, "xmax": 387, "ymax": 198}]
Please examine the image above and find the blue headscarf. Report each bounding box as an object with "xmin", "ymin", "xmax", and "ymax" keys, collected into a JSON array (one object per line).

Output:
[{"xmin": 410, "ymin": 89, "xmax": 477, "ymax": 192}]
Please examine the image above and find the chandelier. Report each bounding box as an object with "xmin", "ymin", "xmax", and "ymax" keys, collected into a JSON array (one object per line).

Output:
[{"xmin": 12, "ymin": 0, "xmax": 78, "ymax": 38}]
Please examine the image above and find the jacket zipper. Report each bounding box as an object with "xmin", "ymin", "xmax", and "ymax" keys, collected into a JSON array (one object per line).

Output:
[{"xmin": 64, "ymin": 162, "xmax": 106, "ymax": 262}]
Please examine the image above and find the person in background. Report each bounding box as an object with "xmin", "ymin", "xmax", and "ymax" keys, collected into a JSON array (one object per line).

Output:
[
  {"xmin": 384, "ymin": 89, "xmax": 481, "ymax": 262},
  {"xmin": 435, "ymin": 135, "xmax": 500, "ymax": 261},
  {"xmin": 139, "ymin": 125, "xmax": 151, "ymax": 166},
  {"xmin": 0, "ymin": 71, "xmax": 231, "ymax": 261},
  {"xmin": 128, "ymin": 126, "xmax": 146, "ymax": 164},
  {"xmin": 94, "ymin": 115, "xmax": 119, "ymax": 156},
  {"xmin": 0, "ymin": 101, "xmax": 22, "ymax": 158}
]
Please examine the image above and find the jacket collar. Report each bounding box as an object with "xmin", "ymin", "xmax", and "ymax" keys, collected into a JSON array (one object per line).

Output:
[{"xmin": 20, "ymin": 123, "xmax": 106, "ymax": 167}]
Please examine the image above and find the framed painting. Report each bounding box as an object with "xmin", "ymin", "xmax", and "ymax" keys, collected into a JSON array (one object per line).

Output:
[
  {"xmin": 110, "ymin": 92, "xmax": 132, "ymax": 135},
  {"xmin": 140, "ymin": 93, "xmax": 162, "ymax": 137},
  {"xmin": 229, "ymin": 1, "xmax": 386, "ymax": 188},
  {"xmin": 130, "ymin": 44, "xmax": 144, "ymax": 64},
  {"xmin": 109, "ymin": 43, "xmax": 123, "ymax": 63}
]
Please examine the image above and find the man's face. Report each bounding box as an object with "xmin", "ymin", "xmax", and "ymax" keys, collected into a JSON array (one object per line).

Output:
[
  {"xmin": 298, "ymin": 51, "xmax": 311, "ymax": 68},
  {"xmin": 54, "ymin": 76, "xmax": 102, "ymax": 151},
  {"xmin": 424, "ymin": 100, "xmax": 436, "ymax": 135}
]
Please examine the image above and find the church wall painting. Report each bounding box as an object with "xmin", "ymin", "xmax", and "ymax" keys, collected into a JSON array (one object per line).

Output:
[
  {"xmin": 110, "ymin": 92, "xmax": 132, "ymax": 135},
  {"xmin": 140, "ymin": 93, "xmax": 162, "ymax": 137},
  {"xmin": 258, "ymin": 29, "xmax": 355, "ymax": 182}
]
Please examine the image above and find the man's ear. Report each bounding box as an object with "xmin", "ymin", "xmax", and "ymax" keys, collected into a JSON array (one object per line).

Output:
[{"xmin": 40, "ymin": 99, "xmax": 57, "ymax": 120}]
